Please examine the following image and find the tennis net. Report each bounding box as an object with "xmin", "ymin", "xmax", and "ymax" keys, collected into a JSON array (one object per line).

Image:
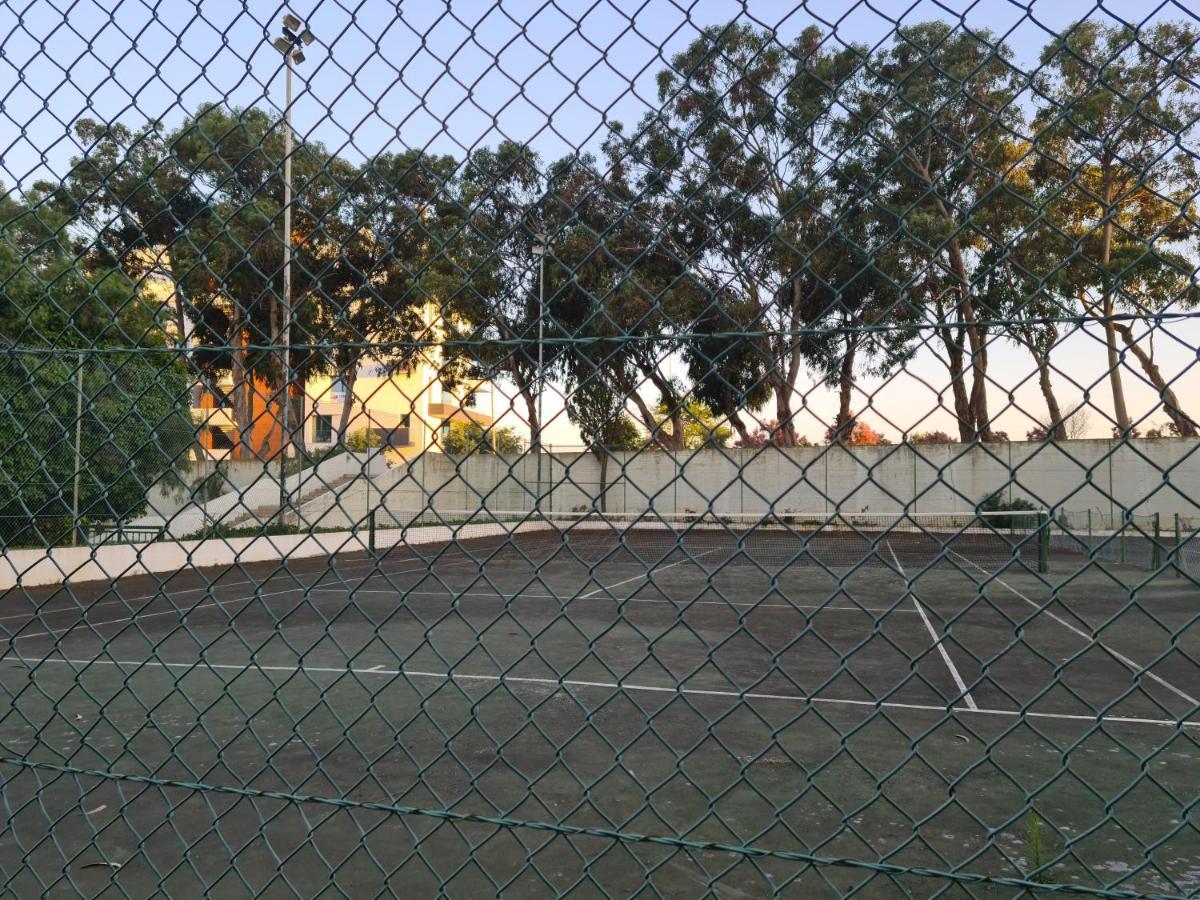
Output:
[{"xmin": 368, "ymin": 508, "xmax": 1051, "ymax": 572}]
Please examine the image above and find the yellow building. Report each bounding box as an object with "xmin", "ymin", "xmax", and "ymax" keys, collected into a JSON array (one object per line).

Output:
[{"xmin": 305, "ymin": 362, "xmax": 496, "ymax": 460}]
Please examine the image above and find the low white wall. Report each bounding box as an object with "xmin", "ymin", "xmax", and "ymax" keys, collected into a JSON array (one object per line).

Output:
[
  {"xmin": 139, "ymin": 460, "xmax": 267, "ymax": 520},
  {"xmin": 352, "ymin": 439, "xmax": 1200, "ymax": 525},
  {"xmin": 15, "ymin": 439, "xmax": 1194, "ymax": 589},
  {"xmin": 0, "ymin": 516, "xmax": 552, "ymax": 590}
]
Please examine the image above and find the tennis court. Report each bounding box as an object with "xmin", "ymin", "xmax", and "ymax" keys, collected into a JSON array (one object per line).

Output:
[{"xmin": 2, "ymin": 516, "xmax": 1196, "ymax": 896}]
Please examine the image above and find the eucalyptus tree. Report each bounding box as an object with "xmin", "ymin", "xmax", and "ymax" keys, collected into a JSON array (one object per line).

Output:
[{"xmin": 1032, "ymin": 20, "xmax": 1200, "ymax": 436}]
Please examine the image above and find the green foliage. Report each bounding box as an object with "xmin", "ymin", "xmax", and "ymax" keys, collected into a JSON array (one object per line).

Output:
[
  {"xmin": 0, "ymin": 193, "xmax": 192, "ymax": 547},
  {"xmin": 344, "ymin": 428, "xmax": 383, "ymax": 452},
  {"xmin": 979, "ymin": 493, "xmax": 1040, "ymax": 531},
  {"xmin": 441, "ymin": 420, "xmax": 523, "ymax": 456},
  {"xmin": 566, "ymin": 378, "xmax": 642, "ymax": 453},
  {"xmin": 0, "ymin": 353, "xmax": 192, "ymax": 547},
  {"xmin": 1025, "ymin": 812, "xmax": 1053, "ymax": 885},
  {"xmin": 650, "ymin": 398, "xmax": 731, "ymax": 450}
]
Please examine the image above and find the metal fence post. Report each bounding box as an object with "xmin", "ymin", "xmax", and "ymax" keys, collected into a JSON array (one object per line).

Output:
[{"xmin": 1038, "ymin": 509, "xmax": 1050, "ymax": 574}]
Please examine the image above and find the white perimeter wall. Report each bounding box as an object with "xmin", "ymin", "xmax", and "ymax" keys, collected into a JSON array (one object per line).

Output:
[
  {"xmin": 303, "ymin": 438, "xmax": 1200, "ymax": 527},
  {"xmin": 7, "ymin": 439, "xmax": 1197, "ymax": 589}
]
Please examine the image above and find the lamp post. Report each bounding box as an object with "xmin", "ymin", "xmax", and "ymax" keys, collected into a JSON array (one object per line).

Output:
[
  {"xmin": 531, "ymin": 233, "xmax": 547, "ymax": 514},
  {"xmin": 272, "ymin": 14, "xmax": 314, "ymax": 526}
]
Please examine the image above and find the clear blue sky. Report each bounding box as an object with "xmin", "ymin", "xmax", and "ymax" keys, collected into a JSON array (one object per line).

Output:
[
  {"xmin": 1, "ymin": 0, "xmax": 1189, "ymax": 189},
  {"xmin": 2, "ymin": 0, "xmax": 1197, "ymax": 443}
]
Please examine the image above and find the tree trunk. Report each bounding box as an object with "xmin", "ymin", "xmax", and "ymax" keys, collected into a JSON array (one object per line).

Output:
[
  {"xmin": 837, "ymin": 331, "xmax": 859, "ymax": 430},
  {"xmin": 336, "ymin": 367, "xmax": 358, "ymax": 443},
  {"xmin": 647, "ymin": 371, "xmax": 686, "ymax": 451},
  {"xmin": 1112, "ymin": 320, "xmax": 1198, "ymax": 437},
  {"xmin": 591, "ymin": 447, "xmax": 609, "ymax": 513},
  {"xmin": 230, "ymin": 322, "xmax": 255, "ymax": 460},
  {"xmin": 290, "ymin": 381, "xmax": 307, "ymax": 460},
  {"xmin": 1102, "ymin": 299, "xmax": 1131, "ymax": 434},
  {"xmin": 1099, "ymin": 166, "xmax": 1132, "ymax": 433},
  {"xmin": 509, "ymin": 359, "xmax": 540, "ymax": 450},
  {"xmin": 937, "ymin": 325, "xmax": 974, "ymax": 443},
  {"xmin": 1019, "ymin": 327, "xmax": 1066, "ymax": 441},
  {"xmin": 728, "ymin": 409, "xmax": 754, "ymax": 447},
  {"xmin": 627, "ymin": 389, "xmax": 669, "ymax": 451},
  {"xmin": 945, "ymin": 241, "xmax": 991, "ymax": 440},
  {"xmin": 1034, "ymin": 351, "xmax": 1066, "ymax": 442}
]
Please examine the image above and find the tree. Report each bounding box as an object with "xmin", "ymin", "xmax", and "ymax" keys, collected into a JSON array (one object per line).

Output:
[
  {"xmin": 49, "ymin": 106, "xmax": 354, "ymax": 459},
  {"xmin": 0, "ymin": 191, "xmax": 192, "ymax": 545},
  {"xmin": 446, "ymin": 142, "xmax": 558, "ymax": 451},
  {"xmin": 797, "ymin": 208, "xmax": 916, "ymax": 432},
  {"xmin": 612, "ymin": 24, "xmax": 861, "ymax": 446},
  {"xmin": 440, "ymin": 420, "xmax": 523, "ymax": 456},
  {"xmin": 840, "ymin": 23, "xmax": 1025, "ymax": 441},
  {"xmin": 566, "ymin": 377, "xmax": 641, "ymax": 511},
  {"xmin": 344, "ymin": 428, "xmax": 382, "ymax": 452},
  {"xmin": 736, "ymin": 420, "xmax": 812, "ymax": 448},
  {"xmin": 1033, "ymin": 21, "xmax": 1200, "ymax": 436},
  {"xmin": 825, "ymin": 417, "xmax": 889, "ymax": 446},
  {"xmin": 908, "ymin": 431, "xmax": 956, "ymax": 445},
  {"xmin": 317, "ymin": 149, "xmax": 464, "ymax": 443},
  {"xmin": 645, "ymin": 397, "xmax": 731, "ymax": 450},
  {"xmin": 544, "ymin": 152, "xmax": 706, "ymax": 451}
]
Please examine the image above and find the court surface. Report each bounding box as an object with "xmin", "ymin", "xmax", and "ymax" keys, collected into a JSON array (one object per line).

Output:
[{"xmin": 2, "ymin": 531, "xmax": 1198, "ymax": 897}]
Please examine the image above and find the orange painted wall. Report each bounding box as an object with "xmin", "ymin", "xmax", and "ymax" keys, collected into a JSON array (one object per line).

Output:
[{"xmin": 198, "ymin": 377, "xmax": 294, "ymax": 460}]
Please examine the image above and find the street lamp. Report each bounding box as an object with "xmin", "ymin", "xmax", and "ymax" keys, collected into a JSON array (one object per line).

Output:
[
  {"xmin": 531, "ymin": 233, "xmax": 547, "ymax": 514},
  {"xmin": 272, "ymin": 14, "xmax": 315, "ymax": 525}
]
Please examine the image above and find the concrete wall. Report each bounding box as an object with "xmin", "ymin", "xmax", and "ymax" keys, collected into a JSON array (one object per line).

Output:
[
  {"xmin": 141, "ymin": 460, "xmax": 271, "ymax": 520},
  {"xmin": 292, "ymin": 438, "xmax": 1200, "ymax": 530}
]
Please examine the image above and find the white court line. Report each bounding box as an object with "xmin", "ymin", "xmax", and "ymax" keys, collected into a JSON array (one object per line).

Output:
[
  {"xmin": 950, "ymin": 551, "xmax": 1200, "ymax": 709},
  {"xmin": 578, "ymin": 549, "xmax": 722, "ymax": 599},
  {"xmin": 7, "ymin": 585, "xmax": 312, "ymax": 642},
  {"xmin": 4, "ymin": 653, "xmax": 1196, "ymax": 730},
  {"xmin": 888, "ymin": 542, "xmax": 979, "ymax": 711},
  {"xmin": 305, "ymin": 585, "xmax": 919, "ymax": 615},
  {"xmin": 0, "ymin": 549, "xmax": 477, "ymax": 630}
]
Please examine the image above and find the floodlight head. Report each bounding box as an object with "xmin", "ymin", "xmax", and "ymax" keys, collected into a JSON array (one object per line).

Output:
[
  {"xmin": 273, "ymin": 36, "xmax": 291, "ymax": 54},
  {"xmin": 291, "ymin": 49, "xmax": 306, "ymax": 64},
  {"xmin": 299, "ymin": 28, "xmax": 315, "ymax": 45},
  {"xmin": 283, "ymin": 14, "xmax": 302, "ymax": 31},
  {"xmin": 531, "ymin": 233, "xmax": 548, "ymax": 256}
]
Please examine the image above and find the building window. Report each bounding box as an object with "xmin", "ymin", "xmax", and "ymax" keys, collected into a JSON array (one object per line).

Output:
[
  {"xmin": 330, "ymin": 379, "xmax": 347, "ymax": 403},
  {"xmin": 313, "ymin": 414, "xmax": 333, "ymax": 443},
  {"xmin": 401, "ymin": 413, "xmax": 411, "ymax": 428},
  {"xmin": 209, "ymin": 426, "xmax": 234, "ymax": 450}
]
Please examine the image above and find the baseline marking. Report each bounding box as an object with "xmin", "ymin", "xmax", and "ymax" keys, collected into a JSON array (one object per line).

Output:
[
  {"xmin": 305, "ymin": 585, "xmax": 918, "ymax": 614},
  {"xmin": 4, "ymin": 654, "xmax": 1195, "ymax": 731}
]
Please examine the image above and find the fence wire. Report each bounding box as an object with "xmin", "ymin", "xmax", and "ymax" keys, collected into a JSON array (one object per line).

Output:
[{"xmin": 2, "ymin": 2, "xmax": 1199, "ymax": 896}]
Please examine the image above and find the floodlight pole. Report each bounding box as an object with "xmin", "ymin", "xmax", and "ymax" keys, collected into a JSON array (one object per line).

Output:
[
  {"xmin": 71, "ymin": 354, "xmax": 83, "ymax": 546},
  {"xmin": 273, "ymin": 14, "xmax": 314, "ymax": 527},
  {"xmin": 279, "ymin": 48, "xmax": 293, "ymax": 526},
  {"xmin": 532, "ymin": 235, "xmax": 547, "ymax": 514}
]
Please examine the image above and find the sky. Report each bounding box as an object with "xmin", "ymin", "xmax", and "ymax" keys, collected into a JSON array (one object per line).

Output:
[{"xmin": 2, "ymin": 0, "xmax": 1199, "ymax": 445}]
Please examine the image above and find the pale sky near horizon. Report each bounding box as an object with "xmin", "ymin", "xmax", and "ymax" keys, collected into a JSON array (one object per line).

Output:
[{"xmin": 2, "ymin": 0, "xmax": 1198, "ymax": 445}]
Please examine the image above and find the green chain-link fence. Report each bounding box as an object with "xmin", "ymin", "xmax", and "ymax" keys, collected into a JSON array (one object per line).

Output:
[{"xmin": 2, "ymin": 2, "xmax": 1199, "ymax": 895}]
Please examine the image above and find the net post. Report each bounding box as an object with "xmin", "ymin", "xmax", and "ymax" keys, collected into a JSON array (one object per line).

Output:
[
  {"xmin": 1038, "ymin": 509, "xmax": 1050, "ymax": 574},
  {"xmin": 1176, "ymin": 513, "xmax": 1183, "ymax": 577},
  {"xmin": 1152, "ymin": 512, "xmax": 1162, "ymax": 570},
  {"xmin": 368, "ymin": 508, "xmax": 376, "ymax": 557}
]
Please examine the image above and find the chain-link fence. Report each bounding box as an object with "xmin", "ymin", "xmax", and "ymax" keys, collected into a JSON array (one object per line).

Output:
[{"xmin": 2, "ymin": 2, "xmax": 1199, "ymax": 896}]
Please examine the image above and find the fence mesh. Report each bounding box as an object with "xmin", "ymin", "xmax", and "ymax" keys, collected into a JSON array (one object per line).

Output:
[{"xmin": 2, "ymin": 2, "xmax": 1199, "ymax": 896}]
